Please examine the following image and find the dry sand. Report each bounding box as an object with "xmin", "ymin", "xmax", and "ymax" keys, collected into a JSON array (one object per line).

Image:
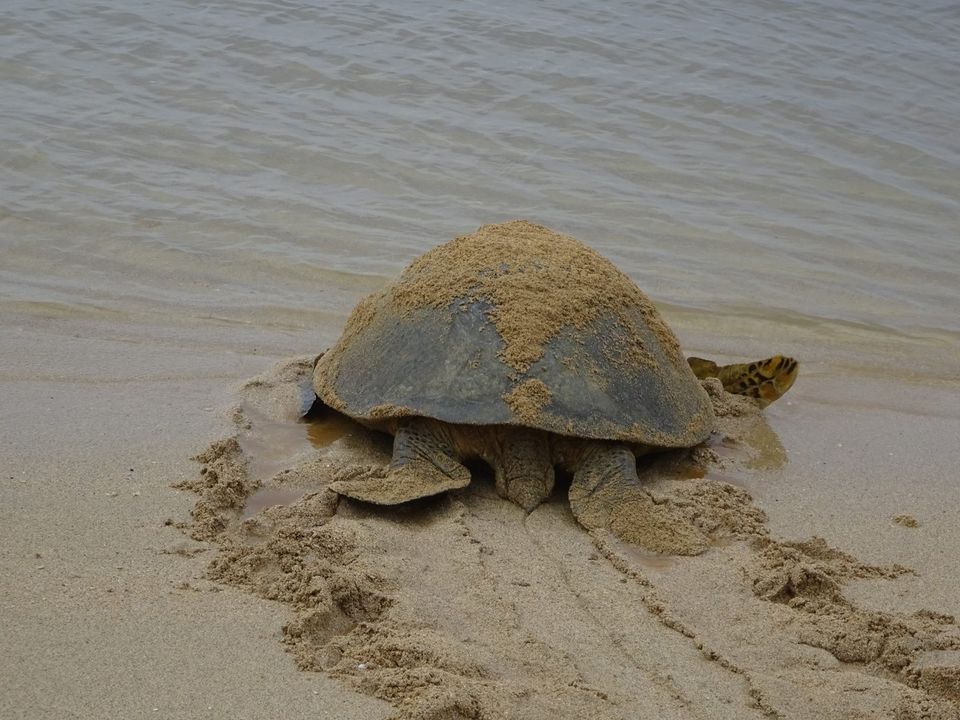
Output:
[{"xmin": 2, "ymin": 271, "xmax": 959, "ymax": 720}]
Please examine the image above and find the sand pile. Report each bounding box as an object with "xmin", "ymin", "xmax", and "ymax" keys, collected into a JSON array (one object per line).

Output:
[{"xmin": 177, "ymin": 358, "xmax": 960, "ymax": 719}]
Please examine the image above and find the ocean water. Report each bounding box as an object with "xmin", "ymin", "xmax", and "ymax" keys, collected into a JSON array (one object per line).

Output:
[{"xmin": 2, "ymin": 0, "xmax": 958, "ymax": 377}]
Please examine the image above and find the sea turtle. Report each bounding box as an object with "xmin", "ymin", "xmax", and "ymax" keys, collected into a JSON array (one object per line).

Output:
[{"xmin": 313, "ymin": 220, "xmax": 797, "ymax": 551}]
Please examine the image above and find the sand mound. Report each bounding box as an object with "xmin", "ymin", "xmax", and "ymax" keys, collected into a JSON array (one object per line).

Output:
[
  {"xmin": 175, "ymin": 438, "xmax": 256, "ymax": 541},
  {"xmin": 748, "ymin": 537, "xmax": 958, "ymax": 690},
  {"xmin": 176, "ymin": 358, "xmax": 960, "ymax": 719}
]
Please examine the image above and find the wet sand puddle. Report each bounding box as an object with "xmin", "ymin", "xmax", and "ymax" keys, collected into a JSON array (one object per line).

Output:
[
  {"xmin": 177, "ymin": 358, "xmax": 960, "ymax": 720},
  {"xmin": 239, "ymin": 405, "xmax": 359, "ymax": 520}
]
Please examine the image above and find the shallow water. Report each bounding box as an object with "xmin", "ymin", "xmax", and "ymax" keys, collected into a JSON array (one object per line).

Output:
[{"xmin": 2, "ymin": 0, "xmax": 958, "ymax": 378}]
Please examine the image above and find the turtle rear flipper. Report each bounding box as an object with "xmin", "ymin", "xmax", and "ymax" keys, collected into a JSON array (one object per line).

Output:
[
  {"xmin": 330, "ymin": 419, "xmax": 470, "ymax": 504},
  {"xmin": 688, "ymin": 355, "xmax": 798, "ymax": 407},
  {"xmin": 568, "ymin": 442, "xmax": 708, "ymax": 555}
]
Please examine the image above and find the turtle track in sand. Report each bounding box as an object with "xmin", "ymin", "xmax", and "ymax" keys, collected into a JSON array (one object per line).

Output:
[{"xmin": 174, "ymin": 358, "xmax": 960, "ymax": 720}]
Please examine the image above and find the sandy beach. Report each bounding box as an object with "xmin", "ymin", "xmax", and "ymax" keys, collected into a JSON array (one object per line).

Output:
[
  {"xmin": 0, "ymin": 322, "xmax": 391, "ymax": 719},
  {"xmin": 3, "ymin": 2, "xmax": 959, "ymax": 717},
  {"xmin": 3, "ymin": 236, "xmax": 958, "ymax": 718}
]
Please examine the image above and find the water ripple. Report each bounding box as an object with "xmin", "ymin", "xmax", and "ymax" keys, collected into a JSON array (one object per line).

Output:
[{"xmin": 1, "ymin": 0, "xmax": 958, "ymax": 353}]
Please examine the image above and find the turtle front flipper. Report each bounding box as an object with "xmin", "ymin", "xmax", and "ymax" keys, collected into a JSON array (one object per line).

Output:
[
  {"xmin": 567, "ymin": 442, "xmax": 708, "ymax": 555},
  {"xmin": 330, "ymin": 418, "xmax": 470, "ymax": 504},
  {"xmin": 688, "ymin": 354, "xmax": 798, "ymax": 407}
]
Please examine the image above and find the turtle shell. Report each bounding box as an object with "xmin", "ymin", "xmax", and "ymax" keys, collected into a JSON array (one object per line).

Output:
[{"xmin": 313, "ymin": 221, "xmax": 714, "ymax": 448}]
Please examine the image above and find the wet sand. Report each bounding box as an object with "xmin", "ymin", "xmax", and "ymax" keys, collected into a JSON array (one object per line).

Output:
[
  {"xmin": 0, "ymin": 324, "xmax": 391, "ymax": 719},
  {"xmin": 5, "ymin": 297, "xmax": 957, "ymax": 719}
]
